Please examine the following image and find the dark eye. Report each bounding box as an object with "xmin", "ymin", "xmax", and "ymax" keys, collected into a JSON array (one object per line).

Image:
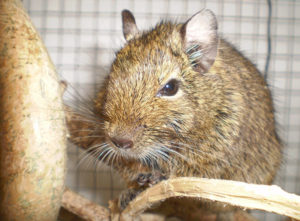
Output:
[{"xmin": 157, "ymin": 79, "xmax": 179, "ymax": 97}]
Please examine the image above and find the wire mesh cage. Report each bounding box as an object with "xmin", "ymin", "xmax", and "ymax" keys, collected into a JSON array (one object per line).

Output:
[{"xmin": 22, "ymin": 0, "xmax": 300, "ymax": 220}]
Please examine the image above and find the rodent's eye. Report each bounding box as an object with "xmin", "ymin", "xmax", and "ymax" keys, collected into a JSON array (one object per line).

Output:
[{"xmin": 157, "ymin": 79, "xmax": 179, "ymax": 97}]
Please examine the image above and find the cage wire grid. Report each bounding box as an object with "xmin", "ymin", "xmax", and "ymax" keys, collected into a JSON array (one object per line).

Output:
[{"xmin": 22, "ymin": 0, "xmax": 300, "ymax": 220}]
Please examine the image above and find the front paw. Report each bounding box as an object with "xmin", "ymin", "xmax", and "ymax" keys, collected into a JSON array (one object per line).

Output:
[
  {"xmin": 137, "ymin": 172, "xmax": 166, "ymax": 187},
  {"xmin": 118, "ymin": 188, "xmax": 142, "ymax": 211}
]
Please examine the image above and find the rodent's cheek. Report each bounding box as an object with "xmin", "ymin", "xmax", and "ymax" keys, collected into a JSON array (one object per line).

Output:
[
  {"xmin": 103, "ymin": 121, "xmax": 111, "ymax": 133},
  {"xmin": 103, "ymin": 121, "xmax": 116, "ymax": 139}
]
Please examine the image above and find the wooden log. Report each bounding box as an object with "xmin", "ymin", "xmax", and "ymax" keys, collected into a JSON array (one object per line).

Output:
[{"xmin": 0, "ymin": 0, "xmax": 66, "ymax": 220}]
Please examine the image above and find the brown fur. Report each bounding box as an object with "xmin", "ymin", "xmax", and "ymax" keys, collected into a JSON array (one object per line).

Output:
[{"xmin": 66, "ymin": 10, "xmax": 282, "ymax": 220}]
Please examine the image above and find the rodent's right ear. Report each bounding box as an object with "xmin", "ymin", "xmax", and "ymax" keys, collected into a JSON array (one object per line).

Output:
[
  {"xmin": 122, "ymin": 10, "xmax": 139, "ymax": 41},
  {"xmin": 181, "ymin": 9, "xmax": 218, "ymax": 73}
]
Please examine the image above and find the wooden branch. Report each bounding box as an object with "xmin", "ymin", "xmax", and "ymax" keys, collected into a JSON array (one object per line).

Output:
[
  {"xmin": 120, "ymin": 178, "xmax": 300, "ymax": 220},
  {"xmin": 61, "ymin": 188, "xmax": 110, "ymax": 221}
]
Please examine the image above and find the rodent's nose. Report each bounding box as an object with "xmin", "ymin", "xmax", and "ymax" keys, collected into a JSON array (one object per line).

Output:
[{"xmin": 111, "ymin": 137, "xmax": 133, "ymax": 149}]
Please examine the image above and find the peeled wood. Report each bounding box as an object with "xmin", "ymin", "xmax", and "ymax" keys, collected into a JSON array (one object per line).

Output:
[
  {"xmin": 0, "ymin": 0, "xmax": 66, "ymax": 220},
  {"xmin": 120, "ymin": 177, "xmax": 300, "ymax": 220}
]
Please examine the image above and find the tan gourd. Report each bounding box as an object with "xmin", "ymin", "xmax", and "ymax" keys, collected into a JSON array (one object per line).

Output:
[{"xmin": 0, "ymin": 0, "xmax": 66, "ymax": 220}]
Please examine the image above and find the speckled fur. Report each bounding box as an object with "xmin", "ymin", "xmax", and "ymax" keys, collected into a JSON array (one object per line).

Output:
[{"xmin": 67, "ymin": 10, "xmax": 282, "ymax": 220}]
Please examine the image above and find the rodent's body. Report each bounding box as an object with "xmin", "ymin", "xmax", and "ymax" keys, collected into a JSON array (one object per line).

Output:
[{"xmin": 67, "ymin": 9, "xmax": 282, "ymax": 220}]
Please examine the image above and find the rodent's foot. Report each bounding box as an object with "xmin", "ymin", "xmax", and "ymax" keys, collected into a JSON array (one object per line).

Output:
[
  {"xmin": 118, "ymin": 188, "xmax": 142, "ymax": 211},
  {"xmin": 118, "ymin": 173, "xmax": 166, "ymax": 210},
  {"xmin": 137, "ymin": 172, "xmax": 166, "ymax": 187}
]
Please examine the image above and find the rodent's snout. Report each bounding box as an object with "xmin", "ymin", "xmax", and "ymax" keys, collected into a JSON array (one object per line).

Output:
[
  {"xmin": 106, "ymin": 124, "xmax": 144, "ymax": 150},
  {"xmin": 111, "ymin": 137, "xmax": 133, "ymax": 149}
]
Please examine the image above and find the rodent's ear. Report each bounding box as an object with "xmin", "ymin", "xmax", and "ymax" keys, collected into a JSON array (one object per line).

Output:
[
  {"xmin": 122, "ymin": 9, "xmax": 139, "ymax": 41},
  {"xmin": 181, "ymin": 9, "xmax": 218, "ymax": 73}
]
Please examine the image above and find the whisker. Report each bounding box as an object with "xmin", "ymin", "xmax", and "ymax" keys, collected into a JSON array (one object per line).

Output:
[
  {"xmin": 160, "ymin": 146, "xmax": 188, "ymax": 162},
  {"xmin": 68, "ymin": 128, "xmax": 103, "ymax": 133},
  {"xmin": 76, "ymin": 148, "xmax": 98, "ymax": 170},
  {"xmin": 71, "ymin": 135, "xmax": 105, "ymax": 141},
  {"xmin": 98, "ymin": 149, "xmax": 114, "ymax": 169},
  {"xmin": 64, "ymin": 85, "xmax": 95, "ymax": 112},
  {"xmin": 76, "ymin": 143, "xmax": 108, "ymax": 169},
  {"xmin": 91, "ymin": 146, "xmax": 108, "ymax": 170},
  {"xmin": 98, "ymin": 148, "xmax": 113, "ymax": 163},
  {"xmin": 155, "ymin": 149, "xmax": 170, "ymax": 162},
  {"xmin": 66, "ymin": 116, "xmax": 104, "ymax": 125},
  {"xmin": 110, "ymin": 152, "xmax": 119, "ymax": 170},
  {"xmin": 64, "ymin": 102, "xmax": 95, "ymax": 119},
  {"xmin": 105, "ymin": 148, "xmax": 116, "ymax": 165}
]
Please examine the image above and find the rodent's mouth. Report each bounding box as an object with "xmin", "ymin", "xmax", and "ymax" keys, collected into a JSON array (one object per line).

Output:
[
  {"xmin": 110, "ymin": 142, "xmax": 157, "ymax": 162},
  {"xmin": 104, "ymin": 130, "xmax": 183, "ymax": 163},
  {"xmin": 114, "ymin": 147, "xmax": 146, "ymax": 161}
]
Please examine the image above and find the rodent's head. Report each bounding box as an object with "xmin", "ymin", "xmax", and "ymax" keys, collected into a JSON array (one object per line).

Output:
[{"xmin": 98, "ymin": 9, "xmax": 221, "ymax": 164}]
